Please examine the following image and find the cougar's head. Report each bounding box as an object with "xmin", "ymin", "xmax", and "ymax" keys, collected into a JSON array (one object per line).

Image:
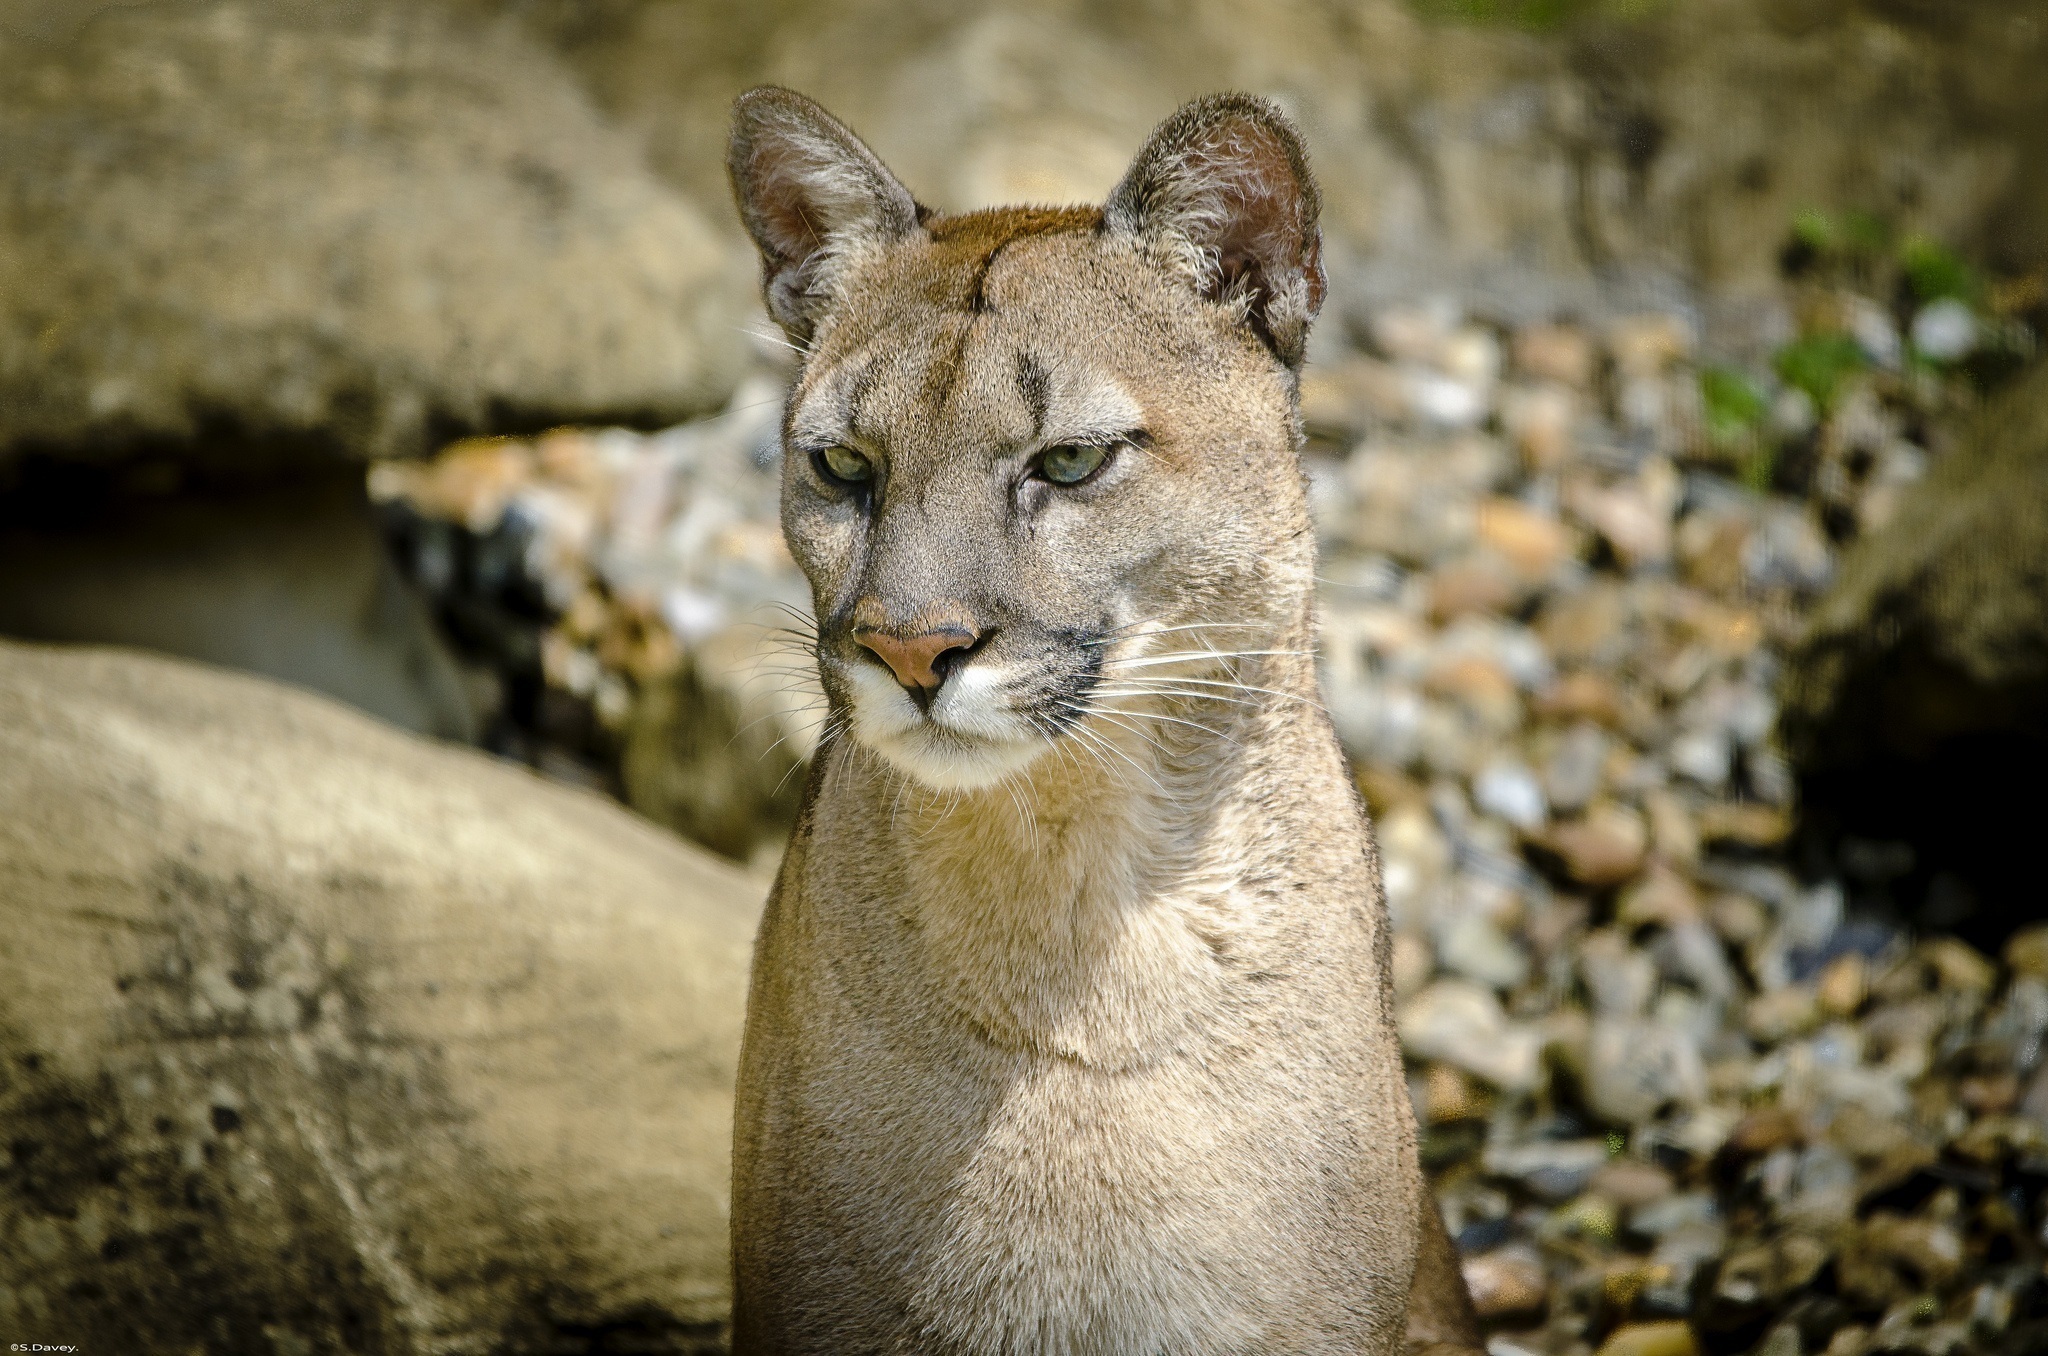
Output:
[{"xmin": 729, "ymin": 88, "xmax": 1326, "ymax": 790}]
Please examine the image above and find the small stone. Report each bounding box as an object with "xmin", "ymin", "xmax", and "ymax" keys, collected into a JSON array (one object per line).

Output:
[
  {"xmin": 1816, "ymin": 952, "xmax": 1868, "ymax": 1017},
  {"xmin": 1391, "ymin": 931, "xmax": 1435, "ymax": 1002},
  {"xmin": 2005, "ymin": 924, "xmax": 2048, "ymax": 980},
  {"xmin": 1428, "ymin": 554, "xmax": 1521, "ymax": 620},
  {"xmin": 399, "ymin": 438, "xmax": 535, "ymax": 532},
  {"xmin": 1592, "ymin": 1158, "xmax": 1675, "ymax": 1209},
  {"xmin": 1537, "ymin": 583, "xmax": 1630, "ymax": 666},
  {"xmin": 1860, "ymin": 1211, "xmax": 1965, "ymax": 1286},
  {"xmin": 1398, "ymin": 979, "xmax": 1544, "ymax": 1091},
  {"xmin": 1608, "ymin": 313, "xmax": 1694, "ymax": 375},
  {"xmin": 1475, "ymin": 759, "xmax": 1548, "ymax": 830},
  {"xmin": 1535, "ymin": 671, "xmax": 1625, "ymax": 730},
  {"xmin": 1744, "ymin": 985, "xmax": 1820, "ymax": 1044},
  {"xmin": 1923, "ymin": 938, "xmax": 1996, "ymax": 995},
  {"xmin": 1425, "ymin": 654, "xmax": 1523, "ymax": 731},
  {"xmin": 1565, "ymin": 475, "xmax": 1674, "ymax": 570},
  {"xmin": 1694, "ymin": 803, "xmax": 1792, "ymax": 849},
  {"xmin": 1957, "ymin": 1072, "xmax": 2019, "ymax": 1115},
  {"xmin": 1462, "ymin": 1246, "xmax": 1549, "ymax": 1320},
  {"xmin": 1823, "ymin": 1326, "xmax": 1871, "ymax": 1356},
  {"xmin": 1476, "ymin": 497, "xmax": 1576, "ymax": 578},
  {"xmin": 1910, "ymin": 298, "xmax": 1977, "ymax": 362},
  {"xmin": 1483, "ymin": 1138, "xmax": 1611, "ymax": 1201},
  {"xmin": 1513, "ymin": 322, "xmax": 1597, "ymax": 388},
  {"xmin": 1667, "ymin": 728, "xmax": 1732, "ymax": 789},
  {"xmin": 1643, "ymin": 790, "xmax": 1702, "ymax": 865},
  {"xmin": 1535, "ymin": 802, "xmax": 1648, "ymax": 888},
  {"xmin": 1298, "ymin": 357, "xmax": 1413, "ymax": 431},
  {"xmin": 1707, "ymin": 892, "xmax": 1768, "ymax": 947},
  {"xmin": 1437, "ymin": 913, "xmax": 1531, "ymax": 992},
  {"xmin": 1422, "ymin": 1062, "xmax": 1484, "ymax": 1123},
  {"xmin": 1581, "ymin": 929, "xmax": 1658, "ymax": 1016},
  {"xmin": 1676, "ymin": 511, "xmax": 1753, "ymax": 597},
  {"xmin": 1441, "ymin": 325, "xmax": 1503, "ymax": 388},
  {"xmin": 1561, "ymin": 1193, "xmax": 1620, "ymax": 1243},
  {"xmin": 1407, "ymin": 372, "xmax": 1489, "ymax": 429},
  {"xmin": 1501, "ymin": 382, "xmax": 1579, "ymax": 470},
  {"xmin": 1371, "ymin": 300, "xmax": 1457, "ymax": 365},
  {"xmin": 1601, "ymin": 1257, "xmax": 1666, "ymax": 1309},
  {"xmin": 1631, "ymin": 1191, "xmax": 1719, "ymax": 1239},
  {"xmin": 1617, "ymin": 866, "xmax": 1701, "ymax": 930},
  {"xmin": 1543, "ymin": 721, "xmax": 1609, "ymax": 815},
  {"xmin": 1586, "ymin": 1015, "xmax": 1707, "ymax": 1123},
  {"xmin": 1595, "ymin": 1320, "xmax": 1699, "ymax": 1356},
  {"xmin": 2020, "ymin": 1065, "xmax": 2048, "ymax": 1130}
]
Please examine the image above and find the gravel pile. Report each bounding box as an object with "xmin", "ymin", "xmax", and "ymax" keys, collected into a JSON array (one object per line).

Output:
[{"xmin": 372, "ymin": 261, "xmax": 2044, "ymax": 1355}]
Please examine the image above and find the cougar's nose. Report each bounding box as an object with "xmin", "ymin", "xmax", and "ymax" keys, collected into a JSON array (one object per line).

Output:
[
  {"xmin": 854, "ymin": 624, "xmax": 981, "ymax": 701},
  {"xmin": 850, "ymin": 597, "xmax": 984, "ymax": 706}
]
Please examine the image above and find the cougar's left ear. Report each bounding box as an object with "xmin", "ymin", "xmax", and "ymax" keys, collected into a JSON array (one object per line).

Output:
[
  {"xmin": 1104, "ymin": 94, "xmax": 1326, "ymax": 368},
  {"xmin": 728, "ymin": 86, "xmax": 922, "ymax": 344}
]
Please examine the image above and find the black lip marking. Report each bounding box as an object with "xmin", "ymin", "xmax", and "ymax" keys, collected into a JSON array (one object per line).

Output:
[{"xmin": 1029, "ymin": 628, "xmax": 1109, "ymax": 735}]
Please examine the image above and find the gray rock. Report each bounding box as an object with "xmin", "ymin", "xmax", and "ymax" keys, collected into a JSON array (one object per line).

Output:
[
  {"xmin": 1482, "ymin": 1138, "xmax": 1611, "ymax": 1203},
  {"xmin": 1783, "ymin": 363, "xmax": 2048, "ymax": 735},
  {"xmin": 0, "ymin": 2, "xmax": 749, "ymax": 467},
  {"xmin": 1585, "ymin": 1015, "xmax": 1707, "ymax": 1124},
  {"xmin": 0, "ymin": 640, "xmax": 762, "ymax": 1347}
]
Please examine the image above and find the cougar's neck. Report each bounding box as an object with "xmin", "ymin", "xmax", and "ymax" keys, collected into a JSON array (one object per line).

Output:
[{"xmin": 813, "ymin": 608, "xmax": 1344, "ymax": 1069}]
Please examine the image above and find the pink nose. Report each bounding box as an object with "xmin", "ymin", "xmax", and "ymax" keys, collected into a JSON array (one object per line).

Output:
[{"xmin": 855, "ymin": 626, "xmax": 980, "ymax": 694}]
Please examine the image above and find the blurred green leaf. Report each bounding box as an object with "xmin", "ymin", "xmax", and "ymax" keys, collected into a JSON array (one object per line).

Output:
[
  {"xmin": 1700, "ymin": 366, "xmax": 1767, "ymax": 443},
  {"xmin": 1900, "ymin": 235, "xmax": 1979, "ymax": 305},
  {"xmin": 1791, "ymin": 209, "xmax": 1835, "ymax": 253},
  {"xmin": 1774, "ymin": 332, "xmax": 1866, "ymax": 410},
  {"xmin": 1842, "ymin": 210, "xmax": 1891, "ymax": 256}
]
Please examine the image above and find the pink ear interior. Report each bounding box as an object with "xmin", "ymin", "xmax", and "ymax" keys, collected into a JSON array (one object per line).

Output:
[
  {"xmin": 1186, "ymin": 119, "xmax": 1327, "ymax": 327},
  {"xmin": 727, "ymin": 88, "xmax": 919, "ymax": 338},
  {"xmin": 1106, "ymin": 95, "xmax": 1325, "ymax": 366},
  {"xmin": 735, "ymin": 129, "xmax": 834, "ymax": 269}
]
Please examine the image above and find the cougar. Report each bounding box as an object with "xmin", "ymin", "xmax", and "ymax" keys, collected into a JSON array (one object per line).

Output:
[{"xmin": 725, "ymin": 86, "xmax": 1483, "ymax": 1356}]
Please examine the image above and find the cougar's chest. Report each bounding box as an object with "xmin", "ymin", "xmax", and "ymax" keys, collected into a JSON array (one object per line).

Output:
[{"xmin": 829, "ymin": 1039, "xmax": 1316, "ymax": 1353}]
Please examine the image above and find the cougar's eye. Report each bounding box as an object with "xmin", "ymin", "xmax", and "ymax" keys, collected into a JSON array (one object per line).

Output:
[
  {"xmin": 813, "ymin": 444, "xmax": 873, "ymax": 487},
  {"xmin": 1038, "ymin": 443, "xmax": 1111, "ymax": 486}
]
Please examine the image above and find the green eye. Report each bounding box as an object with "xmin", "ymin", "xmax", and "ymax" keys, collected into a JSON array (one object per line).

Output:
[
  {"xmin": 814, "ymin": 445, "xmax": 873, "ymax": 485},
  {"xmin": 1039, "ymin": 443, "xmax": 1110, "ymax": 486}
]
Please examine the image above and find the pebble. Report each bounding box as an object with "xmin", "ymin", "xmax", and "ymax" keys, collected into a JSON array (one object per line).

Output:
[
  {"xmin": 1595, "ymin": 1320, "xmax": 1698, "ymax": 1356},
  {"xmin": 1535, "ymin": 801, "xmax": 1648, "ymax": 887},
  {"xmin": 1463, "ymin": 1246, "xmax": 1550, "ymax": 1320},
  {"xmin": 1399, "ymin": 979, "xmax": 1544, "ymax": 1091},
  {"xmin": 1475, "ymin": 759, "xmax": 1548, "ymax": 830},
  {"xmin": 1910, "ymin": 298, "xmax": 1977, "ymax": 361}
]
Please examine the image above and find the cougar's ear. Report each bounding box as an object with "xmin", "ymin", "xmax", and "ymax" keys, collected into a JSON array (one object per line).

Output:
[
  {"xmin": 1104, "ymin": 94, "xmax": 1326, "ymax": 368},
  {"xmin": 727, "ymin": 87, "xmax": 921, "ymax": 344}
]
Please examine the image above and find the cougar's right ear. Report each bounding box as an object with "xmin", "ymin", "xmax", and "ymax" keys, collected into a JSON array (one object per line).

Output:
[{"xmin": 728, "ymin": 87, "xmax": 922, "ymax": 345}]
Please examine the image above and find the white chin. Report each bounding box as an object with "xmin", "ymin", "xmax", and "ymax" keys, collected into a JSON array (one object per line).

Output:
[
  {"xmin": 860, "ymin": 724, "xmax": 1050, "ymax": 790},
  {"xmin": 845, "ymin": 664, "xmax": 1050, "ymax": 790}
]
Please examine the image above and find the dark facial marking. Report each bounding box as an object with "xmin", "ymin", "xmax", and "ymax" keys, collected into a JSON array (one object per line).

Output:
[{"xmin": 1017, "ymin": 352, "xmax": 1051, "ymax": 438}]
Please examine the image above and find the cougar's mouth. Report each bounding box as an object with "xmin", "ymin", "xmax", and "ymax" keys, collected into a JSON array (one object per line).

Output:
[{"xmin": 837, "ymin": 633, "xmax": 1108, "ymax": 791}]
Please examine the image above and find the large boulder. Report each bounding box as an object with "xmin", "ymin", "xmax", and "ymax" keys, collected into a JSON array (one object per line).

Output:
[
  {"xmin": 1781, "ymin": 362, "xmax": 2048, "ymax": 943},
  {"xmin": 0, "ymin": 640, "xmax": 763, "ymax": 1351},
  {"xmin": 0, "ymin": 1, "xmax": 753, "ymax": 468},
  {"xmin": 518, "ymin": 0, "xmax": 2046, "ymax": 308}
]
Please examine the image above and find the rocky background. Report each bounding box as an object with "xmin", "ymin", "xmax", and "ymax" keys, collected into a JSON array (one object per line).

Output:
[{"xmin": 3, "ymin": 1, "xmax": 2046, "ymax": 1353}]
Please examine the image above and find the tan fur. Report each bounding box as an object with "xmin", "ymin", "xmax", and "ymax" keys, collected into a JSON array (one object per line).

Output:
[{"xmin": 727, "ymin": 88, "xmax": 1483, "ymax": 1354}]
